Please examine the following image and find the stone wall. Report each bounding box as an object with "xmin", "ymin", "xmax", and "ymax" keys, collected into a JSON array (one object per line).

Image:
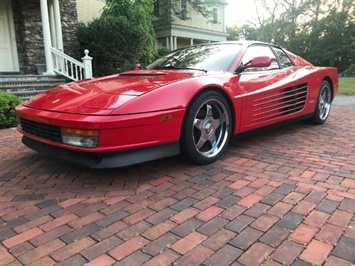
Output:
[
  {"xmin": 60, "ymin": 0, "xmax": 80, "ymax": 60},
  {"xmin": 12, "ymin": 0, "xmax": 42, "ymax": 74},
  {"xmin": 12, "ymin": 0, "xmax": 80, "ymax": 74}
]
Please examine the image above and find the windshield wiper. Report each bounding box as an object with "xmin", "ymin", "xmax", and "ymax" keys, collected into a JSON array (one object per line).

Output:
[{"xmin": 157, "ymin": 66, "xmax": 207, "ymax": 73}]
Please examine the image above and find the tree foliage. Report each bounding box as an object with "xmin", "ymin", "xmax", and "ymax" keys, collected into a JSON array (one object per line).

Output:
[
  {"xmin": 227, "ymin": 0, "xmax": 355, "ymax": 73},
  {"xmin": 0, "ymin": 92, "xmax": 22, "ymax": 129},
  {"xmin": 77, "ymin": 0, "xmax": 156, "ymax": 76},
  {"xmin": 227, "ymin": 24, "xmax": 258, "ymax": 41}
]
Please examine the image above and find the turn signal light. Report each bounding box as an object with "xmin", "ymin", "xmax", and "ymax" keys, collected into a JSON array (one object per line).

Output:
[{"xmin": 61, "ymin": 128, "xmax": 99, "ymax": 137}]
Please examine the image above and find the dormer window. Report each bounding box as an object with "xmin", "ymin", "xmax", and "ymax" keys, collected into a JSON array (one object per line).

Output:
[
  {"xmin": 180, "ymin": 0, "xmax": 188, "ymax": 19},
  {"xmin": 154, "ymin": 0, "xmax": 160, "ymax": 16},
  {"xmin": 212, "ymin": 8, "xmax": 218, "ymax": 23}
]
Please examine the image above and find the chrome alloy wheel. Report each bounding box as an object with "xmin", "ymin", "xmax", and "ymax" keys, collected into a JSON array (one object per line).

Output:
[
  {"xmin": 318, "ymin": 83, "xmax": 331, "ymax": 121},
  {"xmin": 192, "ymin": 98, "xmax": 230, "ymax": 158}
]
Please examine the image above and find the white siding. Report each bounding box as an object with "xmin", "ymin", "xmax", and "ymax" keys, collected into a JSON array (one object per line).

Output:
[{"xmin": 76, "ymin": 0, "xmax": 105, "ymax": 24}]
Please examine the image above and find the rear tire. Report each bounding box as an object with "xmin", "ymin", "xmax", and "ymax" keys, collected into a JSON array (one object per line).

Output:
[
  {"xmin": 309, "ymin": 80, "xmax": 332, "ymax": 125},
  {"xmin": 180, "ymin": 91, "xmax": 232, "ymax": 164}
]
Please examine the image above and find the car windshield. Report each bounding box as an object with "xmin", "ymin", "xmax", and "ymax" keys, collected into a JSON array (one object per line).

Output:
[{"xmin": 147, "ymin": 43, "xmax": 242, "ymax": 72}]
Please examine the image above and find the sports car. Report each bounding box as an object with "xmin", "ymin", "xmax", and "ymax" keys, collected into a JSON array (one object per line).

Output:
[{"xmin": 15, "ymin": 41, "xmax": 338, "ymax": 168}]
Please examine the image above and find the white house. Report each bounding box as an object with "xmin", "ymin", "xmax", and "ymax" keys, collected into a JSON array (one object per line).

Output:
[
  {"xmin": 0, "ymin": 0, "xmax": 91, "ymax": 80},
  {"xmin": 153, "ymin": 0, "xmax": 229, "ymax": 50}
]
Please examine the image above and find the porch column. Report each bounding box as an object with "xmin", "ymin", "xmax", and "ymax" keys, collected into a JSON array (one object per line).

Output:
[
  {"xmin": 223, "ymin": 5, "xmax": 227, "ymax": 33},
  {"xmin": 174, "ymin": 36, "xmax": 177, "ymax": 50},
  {"xmin": 40, "ymin": 0, "xmax": 55, "ymax": 75},
  {"xmin": 53, "ymin": 0, "xmax": 63, "ymax": 51},
  {"xmin": 190, "ymin": 38, "xmax": 194, "ymax": 46},
  {"xmin": 48, "ymin": 1, "xmax": 57, "ymax": 47},
  {"xmin": 170, "ymin": 36, "xmax": 174, "ymax": 50},
  {"xmin": 166, "ymin": 36, "xmax": 169, "ymax": 49}
]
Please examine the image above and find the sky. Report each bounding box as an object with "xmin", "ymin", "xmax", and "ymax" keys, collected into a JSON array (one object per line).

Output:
[{"xmin": 225, "ymin": 0, "xmax": 257, "ymax": 26}]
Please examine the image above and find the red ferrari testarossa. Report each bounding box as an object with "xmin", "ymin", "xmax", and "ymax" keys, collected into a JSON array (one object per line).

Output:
[{"xmin": 16, "ymin": 41, "xmax": 338, "ymax": 168}]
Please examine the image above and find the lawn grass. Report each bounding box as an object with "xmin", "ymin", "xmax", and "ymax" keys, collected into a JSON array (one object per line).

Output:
[{"xmin": 338, "ymin": 77, "xmax": 355, "ymax": 95}]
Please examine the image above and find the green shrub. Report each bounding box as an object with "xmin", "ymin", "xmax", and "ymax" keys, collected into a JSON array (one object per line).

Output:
[
  {"xmin": 149, "ymin": 48, "xmax": 171, "ymax": 63},
  {"xmin": 0, "ymin": 92, "xmax": 22, "ymax": 129},
  {"xmin": 340, "ymin": 63, "xmax": 355, "ymax": 77}
]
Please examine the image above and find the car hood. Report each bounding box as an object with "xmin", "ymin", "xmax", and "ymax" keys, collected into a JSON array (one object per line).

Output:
[{"xmin": 23, "ymin": 70, "xmax": 200, "ymax": 115}]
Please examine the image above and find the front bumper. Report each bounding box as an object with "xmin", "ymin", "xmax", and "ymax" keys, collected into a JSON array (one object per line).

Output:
[
  {"xmin": 23, "ymin": 136, "xmax": 180, "ymax": 168},
  {"xmin": 16, "ymin": 105, "xmax": 185, "ymax": 153}
]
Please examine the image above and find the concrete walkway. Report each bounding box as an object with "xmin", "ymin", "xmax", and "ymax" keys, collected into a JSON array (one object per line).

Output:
[
  {"xmin": 0, "ymin": 106, "xmax": 354, "ymax": 265},
  {"xmin": 333, "ymin": 95, "xmax": 355, "ymax": 107}
]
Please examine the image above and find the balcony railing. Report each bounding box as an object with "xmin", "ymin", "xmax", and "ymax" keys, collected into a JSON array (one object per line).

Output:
[{"xmin": 50, "ymin": 48, "xmax": 92, "ymax": 81}]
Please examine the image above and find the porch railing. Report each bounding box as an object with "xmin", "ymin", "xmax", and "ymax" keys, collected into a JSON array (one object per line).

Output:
[{"xmin": 50, "ymin": 47, "xmax": 93, "ymax": 81}]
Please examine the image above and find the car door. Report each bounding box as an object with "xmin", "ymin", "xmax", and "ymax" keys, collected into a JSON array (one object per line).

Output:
[{"xmin": 238, "ymin": 45, "xmax": 305, "ymax": 132}]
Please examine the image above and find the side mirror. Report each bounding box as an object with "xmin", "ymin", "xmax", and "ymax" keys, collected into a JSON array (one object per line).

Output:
[
  {"xmin": 243, "ymin": 56, "xmax": 272, "ymax": 70},
  {"xmin": 134, "ymin": 63, "xmax": 147, "ymax": 70}
]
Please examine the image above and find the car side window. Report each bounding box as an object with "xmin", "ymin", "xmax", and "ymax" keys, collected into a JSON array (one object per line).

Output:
[
  {"xmin": 272, "ymin": 47, "xmax": 294, "ymax": 68},
  {"xmin": 242, "ymin": 45, "xmax": 279, "ymax": 72}
]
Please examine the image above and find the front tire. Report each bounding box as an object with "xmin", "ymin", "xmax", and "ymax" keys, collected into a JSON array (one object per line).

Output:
[
  {"xmin": 180, "ymin": 91, "xmax": 232, "ymax": 164},
  {"xmin": 310, "ymin": 80, "xmax": 332, "ymax": 125}
]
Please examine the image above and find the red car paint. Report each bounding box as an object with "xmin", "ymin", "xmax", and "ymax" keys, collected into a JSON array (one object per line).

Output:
[{"xmin": 15, "ymin": 41, "xmax": 338, "ymax": 168}]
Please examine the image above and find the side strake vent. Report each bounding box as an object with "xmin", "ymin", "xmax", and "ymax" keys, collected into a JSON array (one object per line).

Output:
[{"xmin": 252, "ymin": 83, "xmax": 308, "ymax": 123}]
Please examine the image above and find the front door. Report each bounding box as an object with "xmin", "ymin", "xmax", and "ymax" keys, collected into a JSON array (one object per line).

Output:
[
  {"xmin": 238, "ymin": 44, "xmax": 296, "ymax": 132},
  {"xmin": 0, "ymin": 0, "xmax": 19, "ymax": 72}
]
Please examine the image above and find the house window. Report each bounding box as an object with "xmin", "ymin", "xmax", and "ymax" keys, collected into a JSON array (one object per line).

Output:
[
  {"xmin": 180, "ymin": 0, "xmax": 188, "ymax": 19},
  {"xmin": 154, "ymin": 0, "xmax": 160, "ymax": 16},
  {"xmin": 212, "ymin": 8, "xmax": 218, "ymax": 23},
  {"xmin": 162, "ymin": 39, "xmax": 167, "ymax": 48},
  {"xmin": 181, "ymin": 0, "xmax": 187, "ymax": 10}
]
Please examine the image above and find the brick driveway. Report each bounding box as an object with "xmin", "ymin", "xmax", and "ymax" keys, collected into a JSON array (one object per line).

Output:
[{"xmin": 1, "ymin": 106, "xmax": 354, "ymax": 266}]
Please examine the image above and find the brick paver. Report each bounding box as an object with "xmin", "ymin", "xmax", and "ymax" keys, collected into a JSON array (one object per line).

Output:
[{"xmin": 0, "ymin": 106, "xmax": 354, "ymax": 265}]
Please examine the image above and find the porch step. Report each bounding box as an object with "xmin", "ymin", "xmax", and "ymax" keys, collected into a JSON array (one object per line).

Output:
[{"xmin": 0, "ymin": 75, "xmax": 68, "ymax": 101}]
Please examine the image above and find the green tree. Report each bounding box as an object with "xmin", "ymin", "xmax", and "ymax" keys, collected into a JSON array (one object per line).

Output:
[
  {"xmin": 226, "ymin": 25, "xmax": 241, "ymax": 41},
  {"xmin": 303, "ymin": 0, "xmax": 355, "ymax": 72},
  {"xmin": 241, "ymin": 0, "xmax": 355, "ymax": 72},
  {"xmin": 227, "ymin": 24, "xmax": 258, "ymax": 41},
  {"xmin": 77, "ymin": 0, "xmax": 156, "ymax": 76}
]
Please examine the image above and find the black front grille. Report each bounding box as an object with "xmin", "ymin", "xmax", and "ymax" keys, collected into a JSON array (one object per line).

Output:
[{"xmin": 20, "ymin": 118, "xmax": 62, "ymax": 143}]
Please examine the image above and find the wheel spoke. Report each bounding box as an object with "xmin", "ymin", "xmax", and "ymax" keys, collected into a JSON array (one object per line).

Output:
[
  {"xmin": 194, "ymin": 118, "xmax": 204, "ymax": 131},
  {"xmin": 205, "ymin": 104, "xmax": 213, "ymax": 119},
  {"xmin": 195, "ymin": 135, "xmax": 207, "ymax": 150},
  {"xmin": 207, "ymin": 132, "xmax": 217, "ymax": 147},
  {"xmin": 211, "ymin": 112, "xmax": 226, "ymax": 130}
]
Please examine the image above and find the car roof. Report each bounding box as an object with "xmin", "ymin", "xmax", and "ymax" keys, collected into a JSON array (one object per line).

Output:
[
  {"xmin": 223, "ymin": 40, "xmax": 280, "ymax": 47},
  {"xmin": 193, "ymin": 40, "xmax": 280, "ymax": 49}
]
